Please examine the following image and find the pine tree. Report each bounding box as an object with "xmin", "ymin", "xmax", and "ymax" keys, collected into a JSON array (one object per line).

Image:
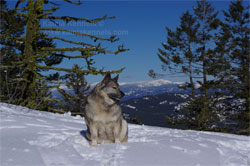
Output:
[
  {"xmin": 192, "ymin": 0, "xmax": 220, "ymax": 128},
  {"xmin": 216, "ymin": 0, "xmax": 250, "ymax": 134},
  {"xmin": 0, "ymin": 0, "xmax": 26, "ymax": 104},
  {"xmin": 57, "ymin": 64, "xmax": 90, "ymax": 116},
  {"xmin": 1, "ymin": 0, "xmax": 128, "ymax": 110},
  {"xmin": 149, "ymin": 10, "xmax": 199, "ymax": 98},
  {"xmin": 151, "ymin": 0, "xmax": 221, "ymax": 130},
  {"xmin": 0, "ymin": 0, "xmax": 62, "ymax": 108},
  {"xmin": 149, "ymin": 8, "xmax": 209, "ymax": 129}
]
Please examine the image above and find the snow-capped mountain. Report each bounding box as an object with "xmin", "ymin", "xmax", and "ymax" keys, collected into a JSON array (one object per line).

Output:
[
  {"xmin": 119, "ymin": 79, "xmax": 185, "ymax": 101},
  {"xmin": 1, "ymin": 102, "xmax": 249, "ymax": 166},
  {"xmin": 51, "ymin": 79, "xmax": 187, "ymax": 101},
  {"xmin": 121, "ymin": 93, "xmax": 187, "ymax": 127},
  {"xmin": 50, "ymin": 79, "xmax": 196, "ymax": 128}
]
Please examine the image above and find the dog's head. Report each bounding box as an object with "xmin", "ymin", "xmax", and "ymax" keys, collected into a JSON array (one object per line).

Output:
[{"xmin": 99, "ymin": 72, "xmax": 125, "ymax": 103}]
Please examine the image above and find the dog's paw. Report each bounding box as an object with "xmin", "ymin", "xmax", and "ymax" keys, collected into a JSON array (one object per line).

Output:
[
  {"xmin": 91, "ymin": 140, "xmax": 98, "ymax": 146},
  {"xmin": 115, "ymin": 139, "xmax": 121, "ymax": 144}
]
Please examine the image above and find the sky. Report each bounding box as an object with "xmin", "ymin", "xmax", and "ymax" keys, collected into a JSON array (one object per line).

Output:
[{"xmin": 7, "ymin": 0, "xmax": 245, "ymax": 84}]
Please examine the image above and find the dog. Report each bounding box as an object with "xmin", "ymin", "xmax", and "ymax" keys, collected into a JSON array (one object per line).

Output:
[{"xmin": 84, "ymin": 72, "xmax": 128, "ymax": 146}]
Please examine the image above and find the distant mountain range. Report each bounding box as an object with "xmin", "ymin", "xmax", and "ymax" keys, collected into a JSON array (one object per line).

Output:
[
  {"xmin": 116, "ymin": 80, "xmax": 192, "ymax": 127},
  {"xmin": 51, "ymin": 79, "xmax": 193, "ymax": 128},
  {"xmin": 50, "ymin": 79, "xmax": 241, "ymax": 130},
  {"xmin": 119, "ymin": 79, "xmax": 186, "ymax": 101},
  {"xmin": 51, "ymin": 79, "xmax": 190, "ymax": 100},
  {"xmin": 121, "ymin": 92, "xmax": 188, "ymax": 127}
]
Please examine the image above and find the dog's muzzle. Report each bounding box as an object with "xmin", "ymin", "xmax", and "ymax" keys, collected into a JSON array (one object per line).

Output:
[{"xmin": 108, "ymin": 91, "xmax": 125, "ymax": 102}]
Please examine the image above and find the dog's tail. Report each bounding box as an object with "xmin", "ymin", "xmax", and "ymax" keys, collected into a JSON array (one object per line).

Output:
[{"xmin": 120, "ymin": 119, "xmax": 128, "ymax": 142}]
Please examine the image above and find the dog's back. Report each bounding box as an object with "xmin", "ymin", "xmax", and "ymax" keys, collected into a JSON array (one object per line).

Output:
[{"xmin": 84, "ymin": 73, "xmax": 128, "ymax": 146}]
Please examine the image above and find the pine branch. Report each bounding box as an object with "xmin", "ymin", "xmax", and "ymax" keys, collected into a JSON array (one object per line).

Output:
[
  {"xmin": 63, "ymin": 0, "xmax": 82, "ymax": 5},
  {"xmin": 40, "ymin": 46, "xmax": 123, "ymax": 55},
  {"xmin": 48, "ymin": 1, "xmax": 60, "ymax": 6},
  {"xmin": 14, "ymin": 12, "xmax": 28, "ymax": 18},
  {"xmin": 92, "ymin": 14, "xmax": 116, "ymax": 23},
  {"xmin": 0, "ymin": 36, "xmax": 24, "ymax": 40},
  {"xmin": 114, "ymin": 45, "xmax": 129, "ymax": 55},
  {"xmin": 41, "ymin": 47, "xmax": 96, "ymax": 52},
  {"xmin": 42, "ymin": 14, "xmax": 114, "ymax": 24},
  {"xmin": 42, "ymin": 36, "xmax": 98, "ymax": 47},
  {"xmin": 0, "ymin": 64, "xmax": 24, "ymax": 69},
  {"xmin": 42, "ymin": 7, "xmax": 59, "ymax": 12},
  {"xmin": 15, "ymin": 0, "xmax": 25, "ymax": 9},
  {"xmin": 38, "ymin": 12, "xmax": 53, "ymax": 18},
  {"xmin": 15, "ymin": 7, "xmax": 27, "ymax": 11},
  {"xmin": 38, "ymin": 64, "xmax": 124, "ymax": 75},
  {"xmin": 37, "ymin": 65, "xmax": 74, "ymax": 73},
  {"xmin": 36, "ymin": 65, "xmax": 95, "ymax": 75},
  {"xmin": 40, "ymin": 27, "xmax": 116, "ymax": 42},
  {"xmin": 37, "ymin": 52, "xmax": 87, "ymax": 59},
  {"xmin": 157, "ymin": 54, "xmax": 169, "ymax": 65}
]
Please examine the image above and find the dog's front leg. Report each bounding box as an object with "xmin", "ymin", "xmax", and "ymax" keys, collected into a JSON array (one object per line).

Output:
[
  {"xmin": 89, "ymin": 125, "xmax": 98, "ymax": 146},
  {"xmin": 113, "ymin": 124, "xmax": 121, "ymax": 143}
]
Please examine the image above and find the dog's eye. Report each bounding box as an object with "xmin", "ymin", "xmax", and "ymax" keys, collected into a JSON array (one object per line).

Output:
[{"xmin": 113, "ymin": 87, "xmax": 117, "ymax": 89}]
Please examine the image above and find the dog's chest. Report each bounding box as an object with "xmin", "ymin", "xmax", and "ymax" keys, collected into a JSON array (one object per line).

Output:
[{"xmin": 86, "ymin": 103, "xmax": 121, "ymax": 123}]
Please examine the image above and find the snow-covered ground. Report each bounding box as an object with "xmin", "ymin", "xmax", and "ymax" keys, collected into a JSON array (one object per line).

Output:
[{"xmin": 0, "ymin": 103, "xmax": 249, "ymax": 166}]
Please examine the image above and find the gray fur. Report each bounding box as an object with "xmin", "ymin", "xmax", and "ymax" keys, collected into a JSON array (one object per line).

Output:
[{"xmin": 84, "ymin": 73, "xmax": 128, "ymax": 146}]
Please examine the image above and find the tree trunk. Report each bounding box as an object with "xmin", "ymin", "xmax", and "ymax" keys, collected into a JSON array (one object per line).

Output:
[
  {"xmin": 188, "ymin": 46, "xmax": 195, "ymax": 98},
  {"xmin": 201, "ymin": 0, "xmax": 209, "ymax": 128},
  {"xmin": 22, "ymin": 0, "xmax": 43, "ymax": 108}
]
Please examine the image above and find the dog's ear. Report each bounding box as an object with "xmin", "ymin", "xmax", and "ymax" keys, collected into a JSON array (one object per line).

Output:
[
  {"xmin": 113, "ymin": 75, "xmax": 119, "ymax": 82},
  {"xmin": 101, "ymin": 72, "xmax": 111, "ymax": 84}
]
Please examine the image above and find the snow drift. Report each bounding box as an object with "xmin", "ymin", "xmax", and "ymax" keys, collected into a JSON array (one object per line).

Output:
[{"xmin": 0, "ymin": 102, "xmax": 249, "ymax": 166}]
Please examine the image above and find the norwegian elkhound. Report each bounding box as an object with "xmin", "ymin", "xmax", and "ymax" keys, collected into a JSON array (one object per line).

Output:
[{"xmin": 84, "ymin": 72, "xmax": 128, "ymax": 146}]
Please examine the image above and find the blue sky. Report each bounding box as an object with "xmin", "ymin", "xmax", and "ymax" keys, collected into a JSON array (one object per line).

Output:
[{"xmin": 8, "ymin": 0, "xmax": 240, "ymax": 83}]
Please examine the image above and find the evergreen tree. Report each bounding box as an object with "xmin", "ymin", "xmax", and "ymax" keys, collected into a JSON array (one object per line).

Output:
[
  {"xmin": 1, "ymin": 0, "xmax": 128, "ymax": 110},
  {"xmin": 216, "ymin": 0, "xmax": 250, "ymax": 134},
  {"xmin": 0, "ymin": 0, "xmax": 26, "ymax": 104},
  {"xmin": 192, "ymin": 0, "xmax": 220, "ymax": 128},
  {"xmin": 57, "ymin": 64, "xmax": 90, "ymax": 115},
  {"xmin": 0, "ymin": 0, "xmax": 62, "ymax": 108},
  {"xmin": 150, "ymin": 0, "xmax": 221, "ymax": 130},
  {"xmin": 149, "ymin": 11, "xmax": 199, "ymax": 98}
]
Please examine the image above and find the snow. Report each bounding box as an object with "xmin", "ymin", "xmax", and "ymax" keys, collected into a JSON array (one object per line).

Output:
[
  {"xmin": 177, "ymin": 94, "xmax": 189, "ymax": 99},
  {"xmin": 194, "ymin": 82, "xmax": 201, "ymax": 89},
  {"xmin": 159, "ymin": 100, "xmax": 168, "ymax": 105},
  {"xmin": 124, "ymin": 90, "xmax": 134, "ymax": 96},
  {"xmin": 124, "ymin": 104, "xmax": 136, "ymax": 110},
  {"xmin": 118, "ymin": 79, "xmax": 182, "ymax": 87},
  {"xmin": 1, "ymin": 102, "xmax": 250, "ymax": 166}
]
